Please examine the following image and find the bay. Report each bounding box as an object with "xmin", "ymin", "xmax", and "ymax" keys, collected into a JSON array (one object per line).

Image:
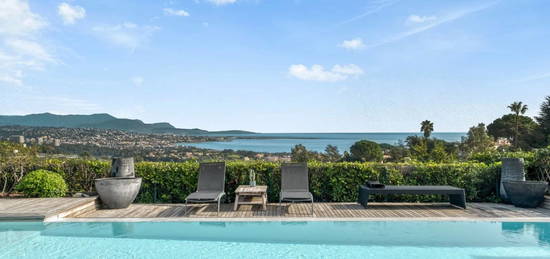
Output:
[{"xmin": 181, "ymin": 132, "xmax": 466, "ymax": 153}]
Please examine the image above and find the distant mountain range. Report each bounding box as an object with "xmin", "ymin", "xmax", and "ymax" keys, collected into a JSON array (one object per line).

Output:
[{"xmin": 0, "ymin": 113, "xmax": 253, "ymax": 135}]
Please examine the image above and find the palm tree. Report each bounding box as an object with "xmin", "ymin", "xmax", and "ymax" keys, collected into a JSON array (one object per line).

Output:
[
  {"xmin": 508, "ymin": 101, "xmax": 528, "ymax": 148},
  {"xmin": 420, "ymin": 120, "xmax": 434, "ymax": 138}
]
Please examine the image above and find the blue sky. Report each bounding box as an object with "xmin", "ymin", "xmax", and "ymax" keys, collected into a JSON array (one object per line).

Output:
[{"xmin": 1, "ymin": 0, "xmax": 549, "ymax": 132}]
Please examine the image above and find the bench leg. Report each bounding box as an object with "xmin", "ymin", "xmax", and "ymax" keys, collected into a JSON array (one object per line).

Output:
[
  {"xmin": 233, "ymin": 194, "xmax": 239, "ymax": 211},
  {"xmin": 449, "ymin": 193, "xmax": 466, "ymax": 209},
  {"xmin": 358, "ymin": 187, "xmax": 370, "ymax": 208}
]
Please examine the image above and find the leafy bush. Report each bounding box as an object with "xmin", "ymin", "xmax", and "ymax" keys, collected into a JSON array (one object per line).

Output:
[
  {"xmin": 533, "ymin": 147, "xmax": 550, "ymax": 182},
  {"xmin": 15, "ymin": 170, "xmax": 68, "ymax": 197},
  {"xmin": 2, "ymin": 159, "xmax": 504, "ymax": 203}
]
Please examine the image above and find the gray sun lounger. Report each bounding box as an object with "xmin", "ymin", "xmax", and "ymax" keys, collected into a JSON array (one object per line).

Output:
[
  {"xmin": 358, "ymin": 185, "xmax": 466, "ymax": 209},
  {"xmin": 279, "ymin": 163, "xmax": 314, "ymax": 215},
  {"xmin": 185, "ymin": 162, "xmax": 226, "ymax": 215}
]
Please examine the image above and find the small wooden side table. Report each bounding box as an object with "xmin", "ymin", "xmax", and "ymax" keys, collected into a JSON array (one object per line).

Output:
[{"xmin": 234, "ymin": 185, "xmax": 267, "ymax": 211}]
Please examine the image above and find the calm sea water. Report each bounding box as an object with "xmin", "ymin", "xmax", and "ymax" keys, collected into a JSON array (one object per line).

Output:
[
  {"xmin": 1, "ymin": 221, "xmax": 549, "ymax": 258},
  {"xmin": 182, "ymin": 132, "xmax": 465, "ymax": 153}
]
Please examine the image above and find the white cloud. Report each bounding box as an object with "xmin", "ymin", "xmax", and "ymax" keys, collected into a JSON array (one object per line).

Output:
[
  {"xmin": 206, "ymin": 0, "xmax": 237, "ymax": 6},
  {"xmin": 406, "ymin": 15, "xmax": 437, "ymax": 25},
  {"xmin": 131, "ymin": 76, "xmax": 144, "ymax": 86},
  {"xmin": 339, "ymin": 38, "xmax": 365, "ymax": 50},
  {"xmin": 58, "ymin": 2, "xmax": 86, "ymax": 25},
  {"xmin": 288, "ymin": 64, "xmax": 364, "ymax": 82},
  {"xmin": 0, "ymin": 0, "xmax": 54, "ymax": 86},
  {"xmin": 93, "ymin": 22, "xmax": 160, "ymax": 51},
  {"xmin": 0, "ymin": 0, "xmax": 46, "ymax": 36},
  {"xmin": 163, "ymin": 8, "xmax": 189, "ymax": 17}
]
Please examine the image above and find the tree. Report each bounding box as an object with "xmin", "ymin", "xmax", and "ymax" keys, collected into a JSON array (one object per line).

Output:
[
  {"xmin": 461, "ymin": 123, "xmax": 494, "ymax": 154},
  {"xmin": 349, "ymin": 140, "xmax": 383, "ymax": 162},
  {"xmin": 536, "ymin": 96, "xmax": 550, "ymax": 145},
  {"xmin": 324, "ymin": 145, "xmax": 341, "ymax": 162},
  {"xmin": 508, "ymin": 101, "xmax": 529, "ymax": 148},
  {"xmin": 487, "ymin": 114, "xmax": 541, "ymax": 150},
  {"xmin": 420, "ymin": 120, "xmax": 434, "ymax": 138},
  {"xmin": 291, "ymin": 144, "xmax": 308, "ymax": 162},
  {"xmin": 406, "ymin": 136, "xmax": 457, "ymax": 162}
]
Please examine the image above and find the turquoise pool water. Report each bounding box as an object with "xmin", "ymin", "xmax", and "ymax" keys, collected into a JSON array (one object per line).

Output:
[{"xmin": 1, "ymin": 221, "xmax": 549, "ymax": 258}]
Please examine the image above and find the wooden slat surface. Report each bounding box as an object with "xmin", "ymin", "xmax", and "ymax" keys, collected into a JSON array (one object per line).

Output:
[
  {"xmin": 0, "ymin": 197, "xmax": 97, "ymax": 221},
  {"xmin": 72, "ymin": 202, "xmax": 550, "ymax": 219}
]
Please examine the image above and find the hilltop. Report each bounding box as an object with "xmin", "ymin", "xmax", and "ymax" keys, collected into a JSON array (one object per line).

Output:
[{"xmin": 0, "ymin": 113, "xmax": 253, "ymax": 135}]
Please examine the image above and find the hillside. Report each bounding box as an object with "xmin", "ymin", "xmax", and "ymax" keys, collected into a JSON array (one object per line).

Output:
[{"xmin": 0, "ymin": 113, "xmax": 253, "ymax": 135}]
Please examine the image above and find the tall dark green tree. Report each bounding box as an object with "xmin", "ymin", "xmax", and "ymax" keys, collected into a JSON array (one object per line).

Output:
[
  {"xmin": 487, "ymin": 114, "xmax": 540, "ymax": 150},
  {"xmin": 420, "ymin": 120, "xmax": 434, "ymax": 138},
  {"xmin": 508, "ymin": 101, "xmax": 528, "ymax": 148},
  {"xmin": 536, "ymin": 96, "xmax": 550, "ymax": 145},
  {"xmin": 349, "ymin": 140, "xmax": 383, "ymax": 162}
]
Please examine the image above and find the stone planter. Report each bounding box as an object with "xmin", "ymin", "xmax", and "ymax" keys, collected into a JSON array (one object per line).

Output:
[
  {"xmin": 110, "ymin": 157, "xmax": 135, "ymax": 177},
  {"xmin": 95, "ymin": 177, "xmax": 142, "ymax": 209},
  {"xmin": 503, "ymin": 180, "xmax": 548, "ymax": 208},
  {"xmin": 500, "ymin": 158, "xmax": 526, "ymax": 203}
]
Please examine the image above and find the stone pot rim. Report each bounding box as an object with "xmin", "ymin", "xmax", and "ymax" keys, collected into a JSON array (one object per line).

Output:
[
  {"xmin": 95, "ymin": 177, "xmax": 142, "ymax": 181},
  {"xmin": 503, "ymin": 180, "xmax": 548, "ymax": 185}
]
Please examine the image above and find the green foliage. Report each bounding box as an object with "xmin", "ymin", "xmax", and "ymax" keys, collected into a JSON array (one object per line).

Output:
[
  {"xmin": 469, "ymin": 150, "xmax": 535, "ymax": 164},
  {"xmin": 291, "ymin": 144, "xmax": 309, "ymax": 162},
  {"xmin": 420, "ymin": 120, "xmax": 434, "ymax": 138},
  {"xmin": 349, "ymin": 140, "xmax": 383, "ymax": 162},
  {"xmin": 536, "ymin": 96, "xmax": 550, "ymax": 146},
  {"xmin": 487, "ymin": 114, "xmax": 541, "ymax": 150},
  {"xmin": 533, "ymin": 147, "xmax": 550, "ymax": 182},
  {"xmin": 406, "ymin": 136, "xmax": 457, "ymax": 162},
  {"xmin": 324, "ymin": 145, "xmax": 342, "ymax": 162},
  {"xmin": 5, "ymin": 157, "xmax": 546, "ymax": 203},
  {"xmin": 461, "ymin": 123, "xmax": 495, "ymax": 155},
  {"xmin": 15, "ymin": 170, "xmax": 68, "ymax": 197}
]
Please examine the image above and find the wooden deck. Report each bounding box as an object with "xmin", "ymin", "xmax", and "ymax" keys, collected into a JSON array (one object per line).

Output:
[
  {"xmin": 3, "ymin": 198, "xmax": 550, "ymax": 222},
  {"xmin": 70, "ymin": 202, "xmax": 550, "ymax": 221},
  {"xmin": 0, "ymin": 197, "xmax": 97, "ymax": 221}
]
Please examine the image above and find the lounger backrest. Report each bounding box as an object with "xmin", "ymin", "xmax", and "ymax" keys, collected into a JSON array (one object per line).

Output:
[
  {"xmin": 197, "ymin": 162, "xmax": 226, "ymax": 192},
  {"xmin": 281, "ymin": 163, "xmax": 309, "ymax": 192}
]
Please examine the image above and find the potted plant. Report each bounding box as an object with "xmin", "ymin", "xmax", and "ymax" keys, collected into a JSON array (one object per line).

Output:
[{"xmin": 503, "ymin": 180, "xmax": 548, "ymax": 208}]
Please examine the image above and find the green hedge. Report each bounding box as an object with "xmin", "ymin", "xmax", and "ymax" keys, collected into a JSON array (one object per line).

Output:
[{"xmin": 0, "ymin": 158, "xmax": 501, "ymax": 202}]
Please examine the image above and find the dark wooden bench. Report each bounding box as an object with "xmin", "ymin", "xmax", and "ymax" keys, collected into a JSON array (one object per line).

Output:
[{"xmin": 358, "ymin": 185, "xmax": 466, "ymax": 209}]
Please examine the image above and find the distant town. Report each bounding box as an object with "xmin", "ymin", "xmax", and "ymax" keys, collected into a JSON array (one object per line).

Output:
[{"xmin": 0, "ymin": 126, "xmax": 291, "ymax": 162}]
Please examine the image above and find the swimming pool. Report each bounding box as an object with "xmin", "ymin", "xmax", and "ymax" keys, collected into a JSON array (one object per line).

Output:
[{"xmin": 1, "ymin": 221, "xmax": 549, "ymax": 258}]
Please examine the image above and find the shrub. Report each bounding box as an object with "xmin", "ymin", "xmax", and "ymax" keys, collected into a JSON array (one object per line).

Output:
[
  {"xmin": 15, "ymin": 170, "xmax": 68, "ymax": 197},
  {"xmin": 349, "ymin": 140, "xmax": 383, "ymax": 162}
]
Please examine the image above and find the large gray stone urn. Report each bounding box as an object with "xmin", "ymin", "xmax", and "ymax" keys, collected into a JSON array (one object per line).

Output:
[
  {"xmin": 95, "ymin": 157, "xmax": 142, "ymax": 209},
  {"xmin": 503, "ymin": 180, "xmax": 548, "ymax": 208},
  {"xmin": 500, "ymin": 158, "xmax": 526, "ymax": 203}
]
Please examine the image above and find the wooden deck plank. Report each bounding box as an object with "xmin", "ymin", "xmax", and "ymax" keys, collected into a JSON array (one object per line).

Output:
[{"xmin": 3, "ymin": 197, "xmax": 550, "ymax": 221}]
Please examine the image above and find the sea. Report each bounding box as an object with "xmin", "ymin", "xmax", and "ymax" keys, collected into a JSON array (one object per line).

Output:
[{"xmin": 181, "ymin": 132, "xmax": 466, "ymax": 153}]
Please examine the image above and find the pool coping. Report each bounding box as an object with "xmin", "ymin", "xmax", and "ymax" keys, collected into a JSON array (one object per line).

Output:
[{"xmin": 48, "ymin": 216, "xmax": 550, "ymax": 223}]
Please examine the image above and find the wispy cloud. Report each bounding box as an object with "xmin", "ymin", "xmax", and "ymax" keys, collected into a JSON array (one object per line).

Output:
[
  {"xmin": 339, "ymin": 38, "xmax": 365, "ymax": 50},
  {"xmin": 365, "ymin": 1, "xmax": 498, "ymax": 49},
  {"xmin": 406, "ymin": 15, "xmax": 437, "ymax": 25},
  {"xmin": 288, "ymin": 64, "xmax": 364, "ymax": 82},
  {"xmin": 511, "ymin": 72, "xmax": 550, "ymax": 84},
  {"xmin": 93, "ymin": 22, "xmax": 160, "ymax": 51},
  {"xmin": 58, "ymin": 2, "xmax": 86, "ymax": 25},
  {"xmin": 206, "ymin": 0, "xmax": 237, "ymax": 6},
  {"xmin": 0, "ymin": 0, "xmax": 54, "ymax": 86},
  {"xmin": 163, "ymin": 8, "xmax": 189, "ymax": 17},
  {"xmin": 335, "ymin": 0, "xmax": 399, "ymax": 27}
]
